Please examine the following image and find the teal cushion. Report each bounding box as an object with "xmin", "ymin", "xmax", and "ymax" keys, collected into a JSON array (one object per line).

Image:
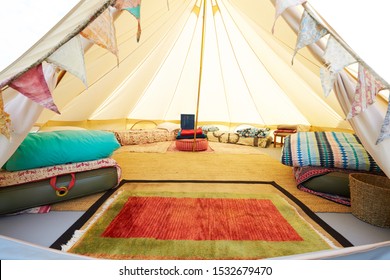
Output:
[{"xmin": 3, "ymin": 130, "xmax": 120, "ymax": 171}]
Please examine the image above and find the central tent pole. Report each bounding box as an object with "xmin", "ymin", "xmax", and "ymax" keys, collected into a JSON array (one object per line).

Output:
[{"xmin": 193, "ymin": 0, "xmax": 207, "ymax": 152}]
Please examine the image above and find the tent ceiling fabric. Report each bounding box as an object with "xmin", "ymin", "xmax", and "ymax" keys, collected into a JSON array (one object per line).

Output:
[
  {"xmin": 2, "ymin": 0, "xmax": 390, "ymax": 259},
  {"xmin": 3, "ymin": 0, "xmax": 389, "ymax": 134},
  {"xmin": 30, "ymin": 0, "xmax": 349, "ymax": 129}
]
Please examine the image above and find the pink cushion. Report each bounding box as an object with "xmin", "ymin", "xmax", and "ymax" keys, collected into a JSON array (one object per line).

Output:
[{"xmin": 175, "ymin": 139, "xmax": 208, "ymax": 151}]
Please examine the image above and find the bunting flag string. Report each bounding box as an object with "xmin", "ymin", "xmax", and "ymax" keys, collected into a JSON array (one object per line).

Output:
[
  {"xmin": 80, "ymin": 9, "xmax": 119, "ymax": 60},
  {"xmin": 114, "ymin": 0, "xmax": 142, "ymax": 42},
  {"xmin": 272, "ymin": 0, "xmax": 307, "ymax": 33},
  {"xmin": 272, "ymin": 1, "xmax": 390, "ymax": 145},
  {"xmin": 0, "ymin": 90, "xmax": 11, "ymax": 139},
  {"xmin": 46, "ymin": 35, "xmax": 88, "ymax": 88},
  {"xmin": 1, "ymin": 1, "xmax": 140, "ymax": 119},
  {"xmin": 318, "ymin": 36, "xmax": 357, "ymax": 98},
  {"xmin": 347, "ymin": 64, "xmax": 387, "ymax": 119},
  {"xmin": 292, "ymin": 10, "xmax": 328, "ymax": 64},
  {"xmin": 9, "ymin": 64, "xmax": 60, "ymax": 114}
]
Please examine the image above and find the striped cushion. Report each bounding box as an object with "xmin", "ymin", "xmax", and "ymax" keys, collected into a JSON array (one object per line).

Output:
[{"xmin": 281, "ymin": 132, "xmax": 381, "ymax": 172}]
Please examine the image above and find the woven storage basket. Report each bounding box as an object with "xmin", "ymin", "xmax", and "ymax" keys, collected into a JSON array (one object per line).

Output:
[
  {"xmin": 349, "ymin": 173, "xmax": 390, "ymax": 228},
  {"xmin": 175, "ymin": 139, "xmax": 208, "ymax": 151}
]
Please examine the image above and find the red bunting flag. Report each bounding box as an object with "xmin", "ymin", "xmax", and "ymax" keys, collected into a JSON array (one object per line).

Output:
[
  {"xmin": 348, "ymin": 64, "xmax": 386, "ymax": 119},
  {"xmin": 9, "ymin": 64, "xmax": 59, "ymax": 114}
]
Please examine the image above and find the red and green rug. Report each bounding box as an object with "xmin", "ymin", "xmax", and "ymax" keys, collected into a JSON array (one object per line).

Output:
[{"xmin": 53, "ymin": 180, "xmax": 351, "ymax": 259}]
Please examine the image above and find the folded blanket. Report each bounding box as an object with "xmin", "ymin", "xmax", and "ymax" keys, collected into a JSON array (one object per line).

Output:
[
  {"xmin": 298, "ymin": 185, "xmax": 351, "ymax": 206},
  {"xmin": 176, "ymin": 134, "xmax": 207, "ymax": 139},
  {"xmin": 293, "ymin": 166, "xmax": 384, "ymax": 206},
  {"xmin": 180, "ymin": 128, "xmax": 203, "ymax": 136},
  {"xmin": 0, "ymin": 158, "xmax": 120, "ymax": 187},
  {"xmin": 293, "ymin": 166, "xmax": 354, "ymax": 206},
  {"xmin": 274, "ymin": 129, "xmax": 296, "ymax": 134},
  {"xmin": 281, "ymin": 132, "xmax": 381, "ymax": 172}
]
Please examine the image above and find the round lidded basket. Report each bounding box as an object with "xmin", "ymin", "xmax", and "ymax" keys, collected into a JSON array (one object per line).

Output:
[
  {"xmin": 349, "ymin": 173, "xmax": 390, "ymax": 228},
  {"xmin": 175, "ymin": 138, "xmax": 208, "ymax": 151}
]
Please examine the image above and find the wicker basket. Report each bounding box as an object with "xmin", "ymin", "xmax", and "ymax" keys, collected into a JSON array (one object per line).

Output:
[
  {"xmin": 349, "ymin": 173, "xmax": 390, "ymax": 228},
  {"xmin": 175, "ymin": 139, "xmax": 208, "ymax": 151}
]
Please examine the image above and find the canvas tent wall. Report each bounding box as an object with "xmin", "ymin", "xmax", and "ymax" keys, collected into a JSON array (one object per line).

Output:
[
  {"xmin": 1, "ymin": 0, "xmax": 390, "ymax": 173},
  {"xmin": 1, "ymin": 0, "xmax": 390, "ymax": 261}
]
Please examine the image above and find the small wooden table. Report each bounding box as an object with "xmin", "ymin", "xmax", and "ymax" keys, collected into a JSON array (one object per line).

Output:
[{"xmin": 273, "ymin": 132, "xmax": 294, "ymax": 147}]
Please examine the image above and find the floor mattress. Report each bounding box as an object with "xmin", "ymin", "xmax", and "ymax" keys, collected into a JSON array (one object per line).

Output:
[{"xmin": 0, "ymin": 158, "xmax": 121, "ymax": 215}]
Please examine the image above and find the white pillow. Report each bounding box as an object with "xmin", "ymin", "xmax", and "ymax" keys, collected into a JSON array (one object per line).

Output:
[
  {"xmin": 157, "ymin": 122, "xmax": 180, "ymax": 133},
  {"xmin": 29, "ymin": 126, "xmax": 40, "ymax": 133},
  {"xmin": 38, "ymin": 126, "xmax": 87, "ymax": 132},
  {"xmin": 234, "ymin": 124, "xmax": 255, "ymax": 132}
]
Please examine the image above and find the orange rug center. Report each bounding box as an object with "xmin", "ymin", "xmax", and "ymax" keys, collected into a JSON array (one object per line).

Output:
[{"xmin": 102, "ymin": 196, "xmax": 303, "ymax": 241}]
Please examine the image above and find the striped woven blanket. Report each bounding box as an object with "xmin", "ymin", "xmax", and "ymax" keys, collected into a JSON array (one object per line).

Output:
[{"xmin": 281, "ymin": 132, "xmax": 381, "ymax": 172}]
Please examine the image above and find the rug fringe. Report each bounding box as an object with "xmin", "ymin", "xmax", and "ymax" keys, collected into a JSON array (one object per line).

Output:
[
  {"xmin": 61, "ymin": 190, "xmax": 123, "ymax": 252},
  {"xmin": 283, "ymin": 196, "xmax": 340, "ymax": 249}
]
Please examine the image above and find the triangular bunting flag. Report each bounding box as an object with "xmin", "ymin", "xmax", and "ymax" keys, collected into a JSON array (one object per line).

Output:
[
  {"xmin": 376, "ymin": 103, "xmax": 390, "ymax": 144},
  {"xmin": 273, "ymin": 0, "xmax": 307, "ymax": 33},
  {"xmin": 9, "ymin": 64, "xmax": 59, "ymax": 113},
  {"xmin": 347, "ymin": 64, "xmax": 386, "ymax": 119},
  {"xmin": 46, "ymin": 35, "xmax": 88, "ymax": 87},
  {"xmin": 135, "ymin": 19, "xmax": 142, "ymax": 43},
  {"xmin": 292, "ymin": 10, "xmax": 328, "ymax": 64},
  {"xmin": 114, "ymin": 0, "xmax": 142, "ymax": 42},
  {"xmin": 0, "ymin": 78, "xmax": 12, "ymax": 89},
  {"xmin": 323, "ymin": 36, "xmax": 356, "ymax": 73},
  {"xmin": 320, "ymin": 67, "xmax": 337, "ymax": 97},
  {"xmin": 80, "ymin": 9, "xmax": 119, "ymax": 59},
  {"xmin": 0, "ymin": 90, "xmax": 11, "ymax": 139}
]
